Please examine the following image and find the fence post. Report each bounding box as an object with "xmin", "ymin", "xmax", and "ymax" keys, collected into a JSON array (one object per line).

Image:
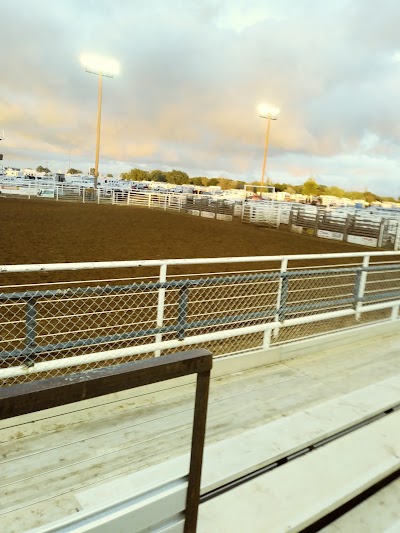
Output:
[
  {"xmin": 82, "ymin": 188, "xmax": 85, "ymax": 204},
  {"xmin": 126, "ymin": 191, "xmax": 130, "ymax": 205},
  {"xmin": 155, "ymin": 263, "xmax": 168, "ymax": 357},
  {"xmin": 97, "ymin": 190, "xmax": 100, "ymax": 204},
  {"xmin": 112, "ymin": 191, "xmax": 115, "ymax": 205},
  {"xmin": 391, "ymin": 304, "xmax": 399, "ymax": 321},
  {"xmin": 276, "ymin": 205, "xmax": 281, "ymax": 228},
  {"xmin": 241, "ymin": 203, "xmax": 247, "ymax": 223},
  {"xmin": 177, "ymin": 284, "xmax": 189, "ymax": 340},
  {"xmin": 56, "ymin": 186, "xmax": 59, "ymax": 201},
  {"xmin": 275, "ymin": 258, "xmax": 288, "ymax": 337},
  {"xmin": 343, "ymin": 214, "xmax": 353, "ymax": 242},
  {"xmin": 262, "ymin": 328, "xmax": 272, "ymax": 350},
  {"xmin": 25, "ymin": 298, "xmax": 37, "ymax": 366},
  {"xmin": 148, "ymin": 193, "xmax": 152, "ymax": 208},
  {"xmin": 214, "ymin": 200, "xmax": 219, "ymax": 219},
  {"xmin": 377, "ymin": 219, "xmax": 386, "ymax": 248},
  {"xmin": 313, "ymin": 210, "xmax": 320, "ymax": 235},
  {"xmin": 164, "ymin": 194, "xmax": 167, "ymax": 210},
  {"xmin": 394, "ymin": 221, "xmax": 400, "ymax": 251},
  {"xmin": 288, "ymin": 207, "xmax": 294, "ymax": 231},
  {"xmin": 355, "ymin": 255, "xmax": 370, "ymax": 319}
]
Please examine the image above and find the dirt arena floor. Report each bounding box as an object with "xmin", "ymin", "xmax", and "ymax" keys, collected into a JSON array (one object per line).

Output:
[
  {"xmin": 1, "ymin": 197, "xmax": 370, "ymax": 263},
  {"xmin": 0, "ymin": 196, "xmax": 375, "ymax": 285}
]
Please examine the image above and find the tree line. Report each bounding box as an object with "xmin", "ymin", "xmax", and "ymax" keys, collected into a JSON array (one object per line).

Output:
[
  {"xmin": 120, "ymin": 168, "xmax": 248, "ymax": 189},
  {"xmin": 121, "ymin": 169, "xmax": 399, "ymax": 202},
  {"xmin": 35, "ymin": 164, "xmax": 398, "ymax": 202}
]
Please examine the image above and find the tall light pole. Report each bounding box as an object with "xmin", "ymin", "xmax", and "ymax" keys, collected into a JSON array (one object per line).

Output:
[
  {"xmin": 257, "ymin": 103, "xmax": 280, "ymax": 188},
  {"xmin": 80, "ymin": 53, "xmax": 120, "ymax": 189}
]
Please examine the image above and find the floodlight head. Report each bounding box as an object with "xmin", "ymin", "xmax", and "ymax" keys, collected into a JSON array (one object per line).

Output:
[
  {"xmin": 257, "ymin": 103, "xmax": 280, "ymax": 119},
  {"xmin": 80, "ymin": 53, "xmax": 120, "ymax": 77}
]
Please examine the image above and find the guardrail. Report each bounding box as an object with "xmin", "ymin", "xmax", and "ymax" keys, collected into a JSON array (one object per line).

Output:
[
  {"xmin": 1, "ymin": 251, "xmax": 400, "ymax": 386},
  {"xmin": 0, "ymin": 348, "xmax": 213, "ymax": 533}
]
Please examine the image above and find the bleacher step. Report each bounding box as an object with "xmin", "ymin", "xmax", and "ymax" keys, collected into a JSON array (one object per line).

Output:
[{"xmin": 198, "ymin": 409, "xmax": 400, "ymax": 533}]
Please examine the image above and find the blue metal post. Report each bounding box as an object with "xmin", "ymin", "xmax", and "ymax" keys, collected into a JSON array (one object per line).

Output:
[{"xmin": 25, "ymin": 298, "xmax": 37, "ymax": 366}]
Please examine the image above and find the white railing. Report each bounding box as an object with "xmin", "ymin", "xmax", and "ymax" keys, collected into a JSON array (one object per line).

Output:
[{"xmin": 1, "ymin": 251, "xmax": 400, "ymax": 386}]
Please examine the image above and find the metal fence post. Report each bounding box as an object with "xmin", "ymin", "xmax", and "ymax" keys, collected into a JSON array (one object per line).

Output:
[
  {"xmin": 82, "ymin": 188, "xmax": 85, "ymax": 204},
  {"xmin": 378, "ymin": 219, "xmax": 386, "ymax": 248},
  {"xmin": 25, "ymin": 297, "xmax": 38, "ymax": 366},
  {"xmin": 155, "ymin": 263, "xmax": 168, "ymax": 357},
  {"xmin": 276, "ymin": 205, "xmax": 281, "ymax": 228},
  {"xmin": 343, "ymin": 214, "xmax": 353, "ymax": 242},
  {"xmin": 394, "ymin": 221, "xmax": 400, "ymax": 251},
  {"xmin": 288, "ymin": 207, "xmax": 294, "ymax": 231},
  {"xmin": 56, "ymin": 186, "xmax": 59, "ymax": 201},
  {"xmin": 355, "ymin": 255, "xmax": 370, "ymax": 319},
  {"xmin": 313, "ymin": 210, "xmax": 320, "ymax": 235},
  {"xmin": 262, "ymin": 328, "xmax": 272, "ymax": 349},
  {"xmin": 274, "ymin": 258, "xmax": 288, "ymax": 337},
  {"xmin": 148, "ymin": 193, "xmax": 152, "ymax": 208},
  {"xmin": 177, "ymin": 284, "xmax": 189, "ymax": 340},
  {"xmin": 278, "ymin": 274, "xmax": 289, "ymax": 323}
]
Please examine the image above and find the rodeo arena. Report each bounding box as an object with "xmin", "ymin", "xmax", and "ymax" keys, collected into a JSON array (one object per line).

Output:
[{"xmin": 1, "ymin": 165, "xmax": 400, "ymax": 532}]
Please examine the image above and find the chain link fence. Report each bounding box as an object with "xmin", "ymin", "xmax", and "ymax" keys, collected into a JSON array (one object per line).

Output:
[{"xmin": 1, "ymin": 252, "xmax": 400, "ymax": 386}]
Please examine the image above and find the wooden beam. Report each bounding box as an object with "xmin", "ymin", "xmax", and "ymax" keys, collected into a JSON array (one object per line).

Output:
[{"xmin": 0, "ymin": 349, "xmax": 212, "ymax": 420}]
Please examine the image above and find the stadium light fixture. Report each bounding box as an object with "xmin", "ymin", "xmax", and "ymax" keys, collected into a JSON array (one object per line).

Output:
[
  {"xmin": 257, "ymin": 103, "xmax": 280, "ymax": 188},
  {"xmin": 80, "ymin": 53, "xmax": 120, "ymax": 188}
]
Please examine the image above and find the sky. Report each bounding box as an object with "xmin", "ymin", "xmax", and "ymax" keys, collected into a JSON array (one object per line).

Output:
[{"xmin": 1, "ymin": 0, "xmax": 400, "ymax": 197}]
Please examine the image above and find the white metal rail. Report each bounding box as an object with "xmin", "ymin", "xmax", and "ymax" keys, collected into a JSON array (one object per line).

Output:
[{"xmin": 1, "ymin": 251, "xmax": 400, "ymax": 386}]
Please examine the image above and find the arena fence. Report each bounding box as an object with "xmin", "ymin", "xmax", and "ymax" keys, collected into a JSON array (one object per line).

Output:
[
  {"xmin": 242, "ymin": 202, "xmax": 400, "ymax": 250},
  {"xmin": 0, "ymin": 183, "xmax": 238, "ymax": 221},
  {"xmin": 3, "ymin": 184, "xmax": 400, "ymax": 248},
  {"xmin": 1, "ymin": 251, "xmax": 399, "ymax": 386}
]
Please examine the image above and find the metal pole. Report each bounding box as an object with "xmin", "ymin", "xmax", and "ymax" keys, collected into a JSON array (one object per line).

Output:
[
  {"xmin": 261, "ymin": 116, "xmax": 271, "ymax": 188},
  {"xmin": 94, "ymin": 72, "xmax": 103, "ymax": 190}
]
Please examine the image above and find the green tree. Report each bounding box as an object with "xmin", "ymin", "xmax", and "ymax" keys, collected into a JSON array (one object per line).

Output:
[
  {"xmin": 166, "ymin": 170, "xmax": 190, "ymax": 185},
  {"xmin": 273, "ymin": 182, "xmax": 289, "ymax": 192},
  {"xmin": 364, "ymin": 191, "xmax": 381, "ymax": 204},
  {"xmin": 149, "ymin": 169, "xmax": 167, "ymax": 182},
  {"xmin": 235, "ymin": 181, "xmax": 246, "ymax": 190},
  {"xmin": 106, "ymin": 173, "xmax": 113, "ymax": 178},
  {"xmin": 121, "ymin": 168, "xmax": 149, "ymax": 181},
  {"xmin": 36, "ymin": 165, "xmax": 51, "ymax": 173},
  {"xmin": 67, "ymin": 168, "xmax": 82, "ymax": 174},
  {"xmin": 218, "ymin": 178, "xmax": 235, "ymax": 190},
  {"xmin": 90, "ymin": 168, "xmax": 95, "ymax": 176},
  {"xmin": 208, "ymin": 178, "xmax": 219, "ymax": 186},
  {"xmin": 346, "ymin": 191, "xmax": 365, "ymax": 200},
  {"xmin": 302, "ymin": 178, "xmax": 320, "ymax": 196},
  {"xmin": 190, "ymin": 177, "xmax": 205, "ymax": 186},
  {"xmin": 324, "ymin": 186, "xmax": 345, "ymax": 198}
]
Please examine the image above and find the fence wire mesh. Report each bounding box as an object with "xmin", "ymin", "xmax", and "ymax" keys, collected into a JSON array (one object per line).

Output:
[{"xmin": 1, "ymin": 253, "xmax": 400, "ymax": 387}]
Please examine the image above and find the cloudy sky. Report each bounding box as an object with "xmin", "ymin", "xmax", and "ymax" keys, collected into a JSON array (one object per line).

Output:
[{"xmin": 1, "ymin": 0, "xmax": 400, "ymax": 196}]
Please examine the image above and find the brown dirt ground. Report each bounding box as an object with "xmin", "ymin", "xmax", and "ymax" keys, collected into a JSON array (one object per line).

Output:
[{"xmin": 0, "ymin": 197, "xmax": 377, "ymax": 285}]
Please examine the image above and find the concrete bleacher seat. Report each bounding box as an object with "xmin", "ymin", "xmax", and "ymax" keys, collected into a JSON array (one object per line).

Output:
[
  {"xmin": 2, "ymin": 321, "xmax": 400, "ymax": 532},
  {"xmin": 25, "ymin": 373, "xmax": 400, "ymax": 532}
]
